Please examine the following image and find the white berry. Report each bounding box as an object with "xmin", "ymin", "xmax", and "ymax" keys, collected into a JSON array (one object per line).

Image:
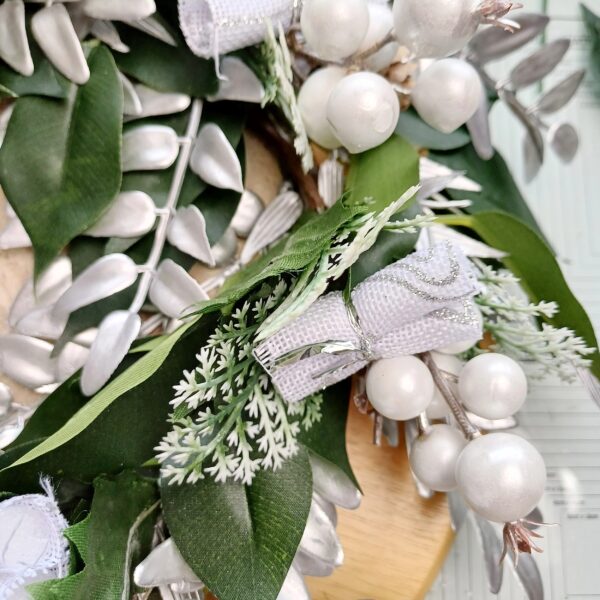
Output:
[
  {"xmin": 301, "ymin": 0, "xmax": 370, "ymax": 61},
  {"xmin": 426, "ymin": 351, "xmax": 463, "ymax": 420},
  {"xmin": 435, "ymin": 337, "xmax": 479, "ymax": 355},
  {"xmin": 412, "ymin": 59, "xmax": 482, "ymax": 134},
  {"xmin": 327, "ymin": 72, "xmax": 400, "ymax": 153},
  {"xmin": 459, "ymin": 353, "xmax": 528, "ymax": 420},
  {"xmin": 358, "ymin": 2, "xmax": 399, "ymax": 72},
  {"xmin": 393, "ymin": 0, "xmax": 482, "ymax": 59},
  {"xmin": 298, "ymin": 67, "xmax": 346, "ymax": 150},
  {"xmin": 455, "ymin": 433, "xmax": 546, "ymax": 523},
  {"xmin": 410, "ymin": 424, "xmax": 467, "ymax": 492},
  {"xmin": 366, "ymin": 355, "xmax": 434, "ymax": 421}
]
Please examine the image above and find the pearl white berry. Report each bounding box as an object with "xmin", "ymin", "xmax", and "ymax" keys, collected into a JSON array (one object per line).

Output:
[
  {"xmin": 301, "ymin": 0, "xmax": 370, "ymax": 61},
  {"xmin": 410, "ymin": 424, "xmax": 467, "ymax": 492},
  {"xmin": 459, "ymin": 353, "xmax": 528, "ymax": 420},
  {"xmin": 358, "ymin": 2, "xmax": 399, "ymax": 72},
  {"xmin": 326, "ymin": 72, "xmax": 400, "ymax": 153},
  {"xmin": 455, "ymin": 433, "xmax": 546, "ymax": 523},
  {"xmin": 412, "ymin": 59, "xmax": 483, "ymax": 134},
  {"xmin": 298, "ymin": 67, "xmax": 346, "ymax": 149},
  {"xmin": 393, "ymin": 0, "xmax": 482, "ymax": 59},
  {"xmin": 426, "ymin": 351, "xmax": 463, "ymax": 420},
  {"xmin": 435, "ymin": 337, "xmax": 480, "ymax": 355},
  {"xmin": 366, "ymin": 356, "xmax": 434, "ymax": 421}
]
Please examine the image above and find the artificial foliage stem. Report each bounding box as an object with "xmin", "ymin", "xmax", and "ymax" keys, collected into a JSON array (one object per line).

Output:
[{"xmin": 130, "ymin": 99, "xmax": 204, "ymax": 313}]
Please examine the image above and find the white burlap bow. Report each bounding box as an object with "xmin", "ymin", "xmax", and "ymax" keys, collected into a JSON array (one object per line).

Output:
[
  {"xmin": 178, "ymin": 0, "xmax": 301, "ymax": 60},
  {"xmin": 255, "ymin": 243, "xmax": 483, "ymax": 403}
]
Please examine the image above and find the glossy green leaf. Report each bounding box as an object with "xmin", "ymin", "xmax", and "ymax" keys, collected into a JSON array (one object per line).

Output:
[
  {"xmin": 0, "ymin": 46, "xmax": 122, "ymax": 276},
  {"xmin": 582, "ymin": 4, "xmax": 600, "ymax": 96},
  {"xmin": 395, "ymin": 108, "xmax": 471, "ymax": 151},
  {"xmin": 162, "ymin": 449, "xmax": 312, "ymax": 600}
]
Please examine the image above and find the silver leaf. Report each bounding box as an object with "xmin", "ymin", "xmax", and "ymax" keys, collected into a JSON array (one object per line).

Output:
[
  {"xmin": 447, "ymin": 491, "xmax": 468, "ymax": 533},
  {"xmin": 0, "ymin": 217, "xmax": 31, "ymax": 250},
  {"xmin": 230, "ymin": 190, "xmax": 264, "ymax": 238},
  {"xmin": 309, "ymin": 452, "xmax": 361, "ymax": 510},
  {"xmin": 513, "ymin": 553, "xmax": 544, "ymax": 600},
  {"xmin": 149, "ymin": 259, "xmax": 208, "ymax": 319},
  {"xmin": 81, "ymin": 0, "xmax": 156, "ymax": 21},
  {"xmin": 120, "ymin": 72, "xmax": 143, "ymax": 116},
  {"xmin": 382, "ymin": 416, "xmax": 399, "ymax": 447},
  {"xmin": 0, "ymin": 382, "xmax": 12, "ymax": 415},
  {"xmin": 523, "ymin": 132, "xmax": 542, "ymax": 183},
  {"xmin": 72, "ymin": 327, "xmax": 98, "ymax": 348},
  {"xmin": 125, "ymin": 16, "xmax": 177, "ymax": 47},
  {"xmin": 56, "ymin": 342, "xmax": 89, "ymax": 382},
  {"xmin": 85, "ymin": 191, "xmax": 156, "ymax": 238},
  {"xmin": 207, "ymin": 56, "xmax": 265, "ymax": 103},
  {"xmin": 240, "ymin": 190, "xmax": 303, "ymax": 265},
  {"xmin": 468, "ymin": 13, "xmax": 550, "ymax": 64},
  {"xmin": 31, "ymin": 4, "xmax": 90, "ymax": 85},
  {"xmin": 127, "ymin": 84, "xmax": 191, "ymax": 119},
  {"xmin": 54, "ymin": 254, "xmax": 139, "ymax": 318},
  {"xmin": 15, "ymin": 304, "xmax": 68, "ymax": 340},
  {"xmin": 419, "ymin": 157, "xmax": 482, "ymax": 192},
  {"xmin": 501, "ymin": 89, "xmax": 544, "ymax": 164},
  {"xmin": 80, "ymin": 310, "xmax": 141, "ymax": 396},
  {"xmin": 293, "ymin": 550, "xmax": 335, "ymax": 578},
  {"xmin": 122, "ymin": 125, "xmax": 179, "ymax": 172},
  {"xmin": 428, "ymin": 224, "xmax": 508, "ymax": 259},
  {"xmin": 467, "ymin": 90, "xmax": 494, "ymax": 161},
  {"xmin": 276, "ymin": 566, "xmax": 310, "ymax": 600},
  {"xmin": 312, "ymin": 491, "xmax": 338, "ymax": 527},
  {"xmin": 404, "ymin": 419, "xmax": 434, "ymax": 499},
  {"xmin": 548, "ymin": 122, "xmax": 579, "ymax": 163},
  {"xmin": 298, "ymin": 498, "xmax": 343, "ymax": 566},
  {"xmin": 509, "ymin": 39, "xmax": 570, "ymax": 90},
  {"xmin": 0, "ymin": 103, "xmax": 14, "ymax": 149},
  {"xmin": 318, "ymin": 157, "xmax": 345, "ymax": 208},
  {"xmin": 211, "ymin": 227, "xmax": 238, "ymax": 267},
  {"xmin": 0, "ymin": 334, "xmax": 56, "ymax": 388},
  {"xmin": 166, "ymin": 205, "xmax": 215, "ymax": 266},
  {"xmin": 90, "ymin": 20, "xmax": 129, "ymax": 53},
  {"xmin": 472, "ymin": 513, "xmax": 504, "ymax": 594},
  {"xmin": 190, "ymin": 124, "xmax": 244, "ymax": 193},
  {"xmin": 533, "ymin": 69, "xmax": 586, "ymax": 114},
  {"xmin": 0, "ymin": 0, "xmax": 33, "ymax": 76}
]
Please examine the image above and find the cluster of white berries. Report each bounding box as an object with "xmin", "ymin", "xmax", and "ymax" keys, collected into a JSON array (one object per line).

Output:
[
  {"xmin": 365, "ymin": 344, "xmax": 547, "ymax": 529},
  {"xmin": 297, "ymin": 0, "xmax": 495, "ymax": 153}
]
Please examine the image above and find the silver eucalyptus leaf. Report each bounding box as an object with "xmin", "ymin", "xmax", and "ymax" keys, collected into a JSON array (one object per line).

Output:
[
  {"xmin": 149, "ymin": 259, "xmax": 208, "ymax": 319},
  {"xmin": 122, "ymin": 125, "xmax": 180, "ymax": 171},
  {"xmin": 312, "ymin": 491, "xmax": 338, "ymax": 527},
  {"xmin": 509, "ymin": 38, "xmax": 570, "ymax": 90},
  {"xmin": 0, "ymin": 382, "xmax": 12, "ymax": 415},
  {"xmin": 54, "ymin": 253, "xmax": 139, "ymax": 318},
  {"xmin": 298, "ymin": 498, "xmax": 343, "ymax": 566},
  {"xmin": 447, "ymin": 491, "xmax": 469, "ymax": 533},
  {"xmin": 501, "ymin": 89, "xmax": 544, "ymax": 164},
  {"xmin": 404, "ymin": 419, "xmax": 434, "ymax": 499},
  {"xmin": 66, "ymin": 2, "xmax": 94, "ymax": 40},
  {"xmin": 0, "ymin": 0, "xmax": 33, "ymax": 76},
  {"xmin": 240, "ymin": 190, "xmax": 303, "ymax": 265},
  {"xmin": 85, "ymin": 191, "xmax": 156, "ymax": 238},
  {"xmin": 428, "ymin": 224, "xmax": 508, "ymax": 259},
  {"xmin": 523, "ymin": 131, "xmax": 542, "ymax": 183},
  {"xmin": 90, "ymin": 19, "xmax": 129, "ymax": 53},
  {"xmin": 31, "ymin": 3, "xmax": 90, "ymax": 85},
  {"xmin": 125, "ymin": 16, "xmax": 178, "ymax": 47},
  {"xmin": 381, "ymin": 416, "xmax": 399, "ymax": 447},
  {"xmin": 548, "ymin": 122, "xmax": 579, "ymax": 163},
  {"xmin": 276, "ymin": 566, "xmax": 311, "ymax": 600},
  {"xmin": 468, "ymin": 13, "xmax": 550, "ymax": 64},
  {"xmin": 533, "ymin": 69, "xmax": 586, "ymax": 114},
  {"xmin": 211, "ymin": 227, "xmax": 238, "ymax": 267},
  {"xmin": 190, "ymin": 124, "xmax": 244, "ymax": 193},
  {"xmin": 127, "ymin": 84, "xmax": 191, "ymax": 119},
  {"xmin": 120, "ymin": 72, "xmax": 143, "ymax": 116},
  {"xmin": 467, "ymin": 90, "xmax": 494, "ymax": 161},
  {"xmin": 472, "ymin": 513, "xmax": 504, "ymax": 594},
  {"xmin": 207, "ymin": 56, "xmax": 265, "ymax": 103},
  {"xmin": 0, "ymin": 334, "xmax": 56, "ymax": 388},
  {"xmin": 0, "ymin": 217, "xmax": 31, "ymax": 250},
  {"xmin": 230, "ymin": 190, "xmax": 264, "ymax": 238},
  {"xmin": 0, "ymin": 103, "xmax": 15, "ymax": 149},
  {"xmin": 81, "ymin": 0, "xmax": 156, "ymax": 21},
  {"xmin": 318, "ymin": 157, "xmax": 345, "ymax": 209},
  {"xmin": 419, "ymin": 157, "xmax": 481, "ymax": 192},
  {"xmin": 309, "ymin": 452, "xmax": 361, "ymax": 510},
  {"xmin": 293, "ymin": 550, "xmax": 335, "ymax": 578},
  {"xmin": 166, "ymin": 205, "xmax": 215, "ymax": 266},
  {"xmin": 55, "ymin": 342, "xmax": 90, "ymax": 382},
  {"xmin": 80, "ymin": 310, "xmax": 141, "ymax": 396},
  {"xmin": 15, "ymin": 304, "xmax": 68, "ymax": 340},
  {"xmin": 513, "ymin": 553, "xmax": 544, "ymax": 600}
]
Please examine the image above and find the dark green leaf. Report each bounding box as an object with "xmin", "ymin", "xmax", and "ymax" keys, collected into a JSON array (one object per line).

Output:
[
  {"xmin": 395, "ymin": 108, "xmax": 471, "ymax": 151},
  {"xmin": 0, "ymin": 46, "xmax": 123, "ymax": 276},
  {"xmin": 582, "ymin": 3, "xmax": 600, "ymax": 96},
  {"xmin": 162, "ymin": 449, "xmax": 312, "ymax": 600}
]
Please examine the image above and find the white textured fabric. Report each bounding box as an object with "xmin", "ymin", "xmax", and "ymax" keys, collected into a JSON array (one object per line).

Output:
[
  {"xmin": 0, "ymin": 481, "xmax": 69, "ymax": 600},
  {"xmin": 178, "ymin": 0, "xmax": 300, "ymax": 59},
  {"xmin": 255, "ymin": 243, "xmax": 483, "ymax": 403}
]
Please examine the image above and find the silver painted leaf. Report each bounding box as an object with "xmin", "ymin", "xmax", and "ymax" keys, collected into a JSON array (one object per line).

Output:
[
  {"xmin": 166, "ymin": 205, "xmax": 215, "ymax": 266},
  {"xmin": 293, "ymin": 551, "xmax": 335, "ymax": 578},
  {"xmin": 0, "ymin": 103, "xmax": 15, "ymax": 149},
  {"xmin": 125, "ymin": 16, "xmax": 177, "ymax": 47},
  {"xmin": 190, "ymin": 124, "xmax": 244, "ymax": 193},
  {"xmin": 55, "ymin": 342, "xmax": 90, "ymax": 382},
  {"xmin": 80, "ymin": 310, "xmax": 141, "ymax": 396},
  {"xmin": 447, "ymin": 491, "xmax": 468, "ymax": 533},
  {"xmin": 513, "ymin": 553, "xmax": 544, "ymax": 600},
  {"xmin": 501, "ymin": 89, "xmax": 544, "ymax": 164},
  {"xmin": 15, "ymin": 304, "xmax": 68, "ymax": 340},
  {"xmin": 298, "ymin": 498, "xmax": 343, "ymax": 566},
  {"xmin": 509, "ymin": 39, "xmax": 570, "ymax": 90},
  {"xmin": 404, "ymin": 419, "xmax": 434, "ymax": 499},
  {"xmin": 129, "ymin": 84, "xmax": 191, "ymax": 119},
  {"xmin": 90, "ymin": 19, "xmax": 129, "ymax": 53},
  {"xmin": 120, "ymin": 72, "xmax": 143, "ymax": 116},
  {"xmin": 0, "ymin": 0, "xmax": 33, "ymax": 76},
  {"xmin": 207, "ymin": 56, "xmax": 265, "ymax": 103},
  {"xmin": 31, "ymin": 4, "xmax": 90, "ymax": 85},
  {"xmin": 468, "ymin": 13, "xmax": 550, "ymax": 64},
  {"xmin": 54, "ymin": 253, "xmax": 139, "ymax": 318},
  {"xmin": 428, "ymin": 224, "xmax": 508, "ymax": 259},
  {"xmin": 0, "ymin": 217, "xmax": 31, "ymax": 250},
  {"xmin": 548, "ymin": 122, "xmax": 579, "ymax": 163},
  {"xmin": 81, "ymin": 0, "xmax": 156, "ymax": 21},
  {"xmin": 467, "ymin": 90, "xmax": 494, "ymax": 161},
  {"xmin": 472, "ymin": 514, "xmax": 504, "ymax": 594},
  {"xmin": 312, "ymin": 491, "xmax": 337, "ymax": 527},
  {"xmin": 523, "ymin": 131, "xmax": 542, "ymax": 183},
  {"xmin": 0, "ymin": 382, "xmax": 12, "ymax": 415},
  {"xmin": 240, "ymin": 190, "xmax": 303, "ymax": 265},
  {"xmin": 276, "ymin": 566, "xmax": 310, "ymax": 600},
  {"xmin": 309, "ymin": 452, "xmax": 361, "ymax": 510},
  {"xmin": 149, "ymin": 259, "xmax": 208, "ymax": 319},
  {"xmin": 419, "ymin": 157, "xmax": 481, "ymax": 192},
  {"xmin": 211, "ymin": 227, "xmax": 238, "ymax": 267},
  {"xmin": 122, "ymin": 125, "xmax": 179, "ymax": 172},
  {"xmin": 318, "ymin": 158, "xmax": 345, "ymax": 209},
  {"xmin": 230, "ymin": 190, "xmax": 264, "ymax": 238},
  {"xmin": 533, "ymin": 69, "xmax": 586, "ymax": 114},
  {"xmin": 85, "ymin": 191, "xmax": 156, "ymax": 238},
  {"xmin": 382, "ymin": 416, "xmax": 399, "ymax": 447},
  {"xmin": 0, "ymin": 334, "xmax": 56, "ymax": 388}
]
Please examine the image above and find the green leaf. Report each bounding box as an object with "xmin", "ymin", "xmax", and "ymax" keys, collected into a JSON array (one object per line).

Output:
[
  {"xmin": 162, "ymin": 449, "xmax": 312, "ymax": 600},
  {"xmin": 28, "ymin": 472, "xmax": 158, "ymax": 600},
  {"xmin": 582, "ymin": 4, "xmax": 600, "ymax": 96},
  {"xmin": 345, "ymin": 134, "xmax": 419, "ymax": 211},
  {"xmin": 115, "ymin": 25, "xmax": 218, "ymax": 97},
  {"xmin": 0, "ymin": 45, "xmax": 123, "ymax": 276},
  {"xmin": 442, "ymin": 211, "xmax": 600, "ymax": 378},
  {"xmin": 395, "ymin": 108, "xmax": 470, "ymax": 151}
]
